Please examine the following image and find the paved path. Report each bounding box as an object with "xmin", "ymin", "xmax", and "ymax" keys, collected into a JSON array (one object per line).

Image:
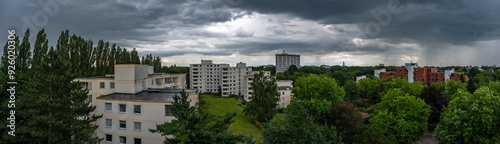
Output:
[{"xmin": 418, "ymin": 131, "xmax": 438, "ymax": 144}]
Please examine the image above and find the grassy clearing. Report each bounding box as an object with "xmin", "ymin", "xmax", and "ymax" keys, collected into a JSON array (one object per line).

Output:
[{"xmin": 203, "ymin": 95, "xmax": 263, "ymax": 143}]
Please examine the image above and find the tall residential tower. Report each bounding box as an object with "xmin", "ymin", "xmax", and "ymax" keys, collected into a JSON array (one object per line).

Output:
[{"xmin": 275, "ymin": 50, "xmax": 300, "ymax": 74}]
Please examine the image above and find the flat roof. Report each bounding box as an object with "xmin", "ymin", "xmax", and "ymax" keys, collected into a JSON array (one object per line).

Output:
[
  {"xmin": 277, "ymin": 80, "xmax": 293, "ymax": 82},
  {"xmin": 98, "ymin": 89, "xmax": 198, "ymax": 102},
  {"xmin": 148, "ymin": 73, "xmax": 185, "ymax": 77}
]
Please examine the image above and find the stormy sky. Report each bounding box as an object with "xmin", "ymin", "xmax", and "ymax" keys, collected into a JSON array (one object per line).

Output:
[{"xmin": 1, "ymin": 0, "xmax": 499, "ymax": 67}]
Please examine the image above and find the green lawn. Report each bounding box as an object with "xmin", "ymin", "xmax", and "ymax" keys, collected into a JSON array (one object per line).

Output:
[{"xmin": 203, "ymin": 95, "xmax": 263, "ymax": 143}]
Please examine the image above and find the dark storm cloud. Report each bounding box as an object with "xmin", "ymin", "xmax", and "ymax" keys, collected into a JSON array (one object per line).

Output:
[{"xmin": 238, "ymin": 0, "xmax": 500, "ymax": 45}]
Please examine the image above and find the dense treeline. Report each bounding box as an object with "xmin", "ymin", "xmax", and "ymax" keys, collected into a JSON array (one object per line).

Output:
[{"xmin": 0, "ymin": 29, "xmax": 164, "ymax": 143}]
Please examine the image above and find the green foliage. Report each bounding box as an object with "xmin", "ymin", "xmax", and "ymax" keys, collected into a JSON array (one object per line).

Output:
[
  {"xmin": 489, "ymin": 81, "xmax": 500, "ymax": 95},
  {"xmin": 151, "ymin": 90, "xmax": 245, "ymax": 144},
  {"xmin": 369, "ymin": 89, "xmax": 431, "ymax": 143},
  {"xmin": 343, "ymin": 80, "xmax": 359, "ymax": 101},
  {"xmin": 262, "ymin": 106, "xmax": 343, "ymax": 144},
  {"xmin": 357, "ymin": 78, "xmax": 382, "ymax": 101},
  {"xmin": 291, "ymin": 74, "xmax": 345, "ymax": 122},
  {"xmin": 14, "ymin": 43, "xmax": 101, "ymax": 143},
  {"xmin": 434, "ymin": 87, "xmax": 500, "ymax": 143},
  {"xmin": 443, "ymin": 80, "xmax": 467, "ymax": 100},
  {"xmin": 382, "ymin": 76, "xmax": 424, "ymax": 97},
  {"xmin": 419, "ymin": 85, "xmax": 448, "ymax": 128},
  {"xmin": 325, "ymin": 101, "xmax": 363, "ymax": 144},
  {"xmin": 353, "ymin": 124, "xmax": 398, "ymax": 144},
  {"xmin": 288, "ymin": 65, "xmax": 299, "ymax": 75},
  {"xmin": 243, "ymin": 72, "xmax": 279, "ymax": 122}
]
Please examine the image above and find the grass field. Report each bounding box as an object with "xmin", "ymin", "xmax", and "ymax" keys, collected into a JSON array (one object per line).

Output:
[{"xmin": 203, "ymin": 95, "xmax": 264, "ymax": 143}]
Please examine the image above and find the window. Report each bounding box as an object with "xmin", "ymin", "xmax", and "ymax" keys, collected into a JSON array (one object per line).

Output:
[
  {"xmin": 134, "ymin": 138, "xmax": 141, "ymax": 144},
  {"xmin": 110, "ymin": 82, "xmax": 115, "ymax": 89},
  {"xmin": 106, "ymin": 119, "xmax": 112, "ymax": 127},
  {"xmin": 422, "ymin": 73, "xmax": 425, "ymax": 76},
  {"xmin": 106, "ymin": 134, "xmax": 112, "ymax": 142},
  {"xmin": 120, "ymin": 136, "xmax": 126, "ymax": 144},
  {"xmin": 165, "ymin": 105, "xmax": 173, "ymax": 116},
  {"xmin": 134, "ymin": 122, "xmax": 141, "ymax": 131},
  {"xmin": 119, "ymin": 121, "xmax": 126, "ymax": 129},
  {"xmin": 282, "ymin": 92, "xmax": 285, "ymax": 95},
  {"xmin": 282, "ymin": 97, "xmax": 285, "ymax": 101},
  {"xmin": 422, "ymin": 78, "xmax": 425, "ymax": 81},
  {"xmin": 100, "ymin": 82, "xmax": 105, "ymax": 89},
  {"xmin": 134, "ymin": 105, "xmax": 141, "ymax": 114},
  {"xmin": 105, "ymin": 103, "xmax": 112, "ymax": 111},
  {"xmin": 86, "ymin": 95, "xmax": 92, "ymax": 103},
  {"xmin": 119, "ymin": 104, "xmax": 126, "ymax": 112}
]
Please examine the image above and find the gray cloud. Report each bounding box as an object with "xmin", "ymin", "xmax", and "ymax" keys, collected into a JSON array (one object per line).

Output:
[{"xmin": 1, "ymin": 0, "xmax": 499, "ymax": 66}]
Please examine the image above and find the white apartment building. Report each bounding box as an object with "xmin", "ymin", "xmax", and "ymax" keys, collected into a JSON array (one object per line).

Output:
[
  {"xmin": 276, "ymin": 80, "xmax": 293, "ymax": 108},
  {"xmin": 74, "ymin": 64, "xmax": 195, "ymax": 144},
  {"xmin": 189, "ymin": 60, "xmax": 252, "ymax": 97},
  {"xmin": 275, "ymin": 50, "xmax": 300, "ymax": 74},
  {"xmin": 243, "ymin": 71, "xmax": 294, "ymax": 108}
]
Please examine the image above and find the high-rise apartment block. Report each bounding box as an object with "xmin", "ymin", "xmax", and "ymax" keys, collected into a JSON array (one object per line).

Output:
[
  {"xmin": 375, "ymin": 63, "xmax": 468, "ymax": 85},
  {"xmin": 189, "ymin": 60, "xmax": 252, "ymax": 97},
  {"xmin": 275, "ymin": 50, "xmax": 300, "ymax": 74}
]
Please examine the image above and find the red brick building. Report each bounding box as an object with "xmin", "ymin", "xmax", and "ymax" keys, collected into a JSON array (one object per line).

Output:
[{"xmin": 378, "ymin": 67, "xmax": 467, "ymax": 85}]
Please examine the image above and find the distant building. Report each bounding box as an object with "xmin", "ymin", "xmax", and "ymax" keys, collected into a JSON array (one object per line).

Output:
[
  {"xmin": 275, "ymin": 50, "xmax": 300, "ymax": 74},
  {"xmin": 189, "ymin": 60, "xmax": 252, "ymax": 97},
  {"xmin": 74, "ymin": 64, "xmax": 193, "ymax": 144},
  {"xmin": 374, "ymin": 62, "xmax": 468, "ymax": 85},
  {"xmin": 379, "ymin": 63, "xmax": 384, "ymax": 66},
  {"xmin": 356, "ymin": 75, "xmax": 367, "ymax": 82}
]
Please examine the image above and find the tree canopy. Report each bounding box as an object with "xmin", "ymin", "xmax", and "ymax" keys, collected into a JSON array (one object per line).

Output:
[
  {"xmin": 369, "ymin": 88, "xmax": 431, "ymax": 143},
  {"xmin": 291, "ymin": 74, "xmax": 345, "ymax": 122},
  {"xmin": 434, "ymin": 87, "xmax": 500, "ymax": 143},
  {"xmin": 262, "ymin": 105, "xmax": 342, "ymax": 144}
]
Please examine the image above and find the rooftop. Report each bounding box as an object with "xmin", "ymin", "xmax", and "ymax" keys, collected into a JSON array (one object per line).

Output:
[
  {"xmin": 98, "ymin": 89, "xmax": 198, "ymax": 102},
  {"xmin": 277, "ymin": 80, "xmax": 293, "ymax": 82}
]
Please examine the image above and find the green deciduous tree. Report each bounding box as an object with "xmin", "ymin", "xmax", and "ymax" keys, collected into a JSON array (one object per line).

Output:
[
  {"xmin": 262, "ymin": 105, "xmax": 342, "ymax": 144},
  {"xmin": 325, "ymin": 101, "xmax": 363, "ymax": 144},
  {"xmin": 150, "ymin": 90, "xmax": 245, "ymax": 144},
  {"xmin": 243, "ymin": 71, "xmax": 279, "ymax": 122},
  {"xmin": 443, "ymin": 79, "xmax": 467, "ymax": 100},
  {"xmin": 419, "ymin": 85, "xmax": 448, "ymax": 129},
  {"xmin": 369, "ymin": 89, "xmax": 431, "ymax": 143},
  {"xmin": 434, "ymin": 87, "xmax": 500, "ymax": 143},
  {"xmin": 343, "ymin": 80, "xmax": 359, "ymax": 101},
  {"xmin": 382, "ymin": 76, "xmax": 424, "ymax": 97},
  {"xmin": 353, "ymin": 124, "xmax": 398, "ymax": 144},
  {"xmin": 291, "ymin": 74, "xmax": 345, "ymax": 123},
  {"xmin": 357, "ymin": 78, "xmax": 382, "ymax": 102}
]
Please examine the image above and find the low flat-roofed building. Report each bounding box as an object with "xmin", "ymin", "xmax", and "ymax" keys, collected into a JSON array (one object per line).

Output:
[
  {"xmin": 73, "ymin": 64, "xmax": 193, "ymax": 144},
  {"xmin": 95, "ymin": 88, "xmax": 198, "ymax": 144}
]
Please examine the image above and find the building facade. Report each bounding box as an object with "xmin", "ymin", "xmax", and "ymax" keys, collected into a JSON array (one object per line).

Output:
[
  {"xmin": 74, "ymin": 64, "xmax": 193, "ymax": 144},
  {"xmin": 243, "ymin": 71, "xmax": 271, "ymax": 102},
  {"xmin": 276, "ymin": 80, "xmax": 293, "ymax": 108},
  {"xmin": 275, "ymin": 50, "xmax": 300, "ymax": 74},
  {"xmin": 375, "ymin": 63, "xmax": 468, "ymax": 84},
  {"xmin": 189, "ymin": 60, "xmax": 252, "ymax": 97}
]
